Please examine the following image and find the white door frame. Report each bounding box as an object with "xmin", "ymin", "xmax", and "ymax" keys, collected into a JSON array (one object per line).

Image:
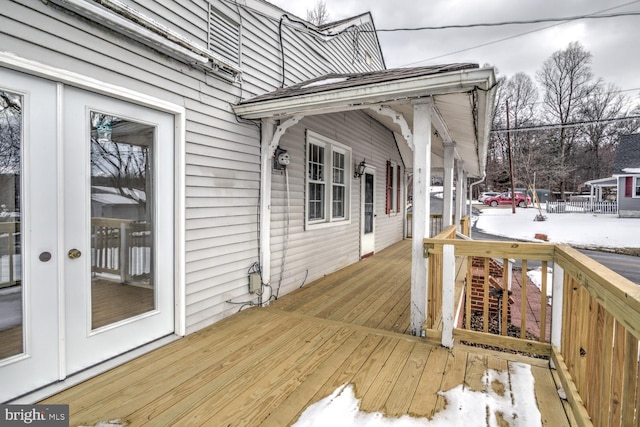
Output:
[
  {"xmin": 0, "ymin": 68, "xmax": 61, "ymax": 403},
  {"xmin": 63, "ymin": 87, "xmax": 175, "ymax": 374},
  {"xmin": 360, "ymin": 166, "xmax": 376, "ymax": 257},
  {"xmin": 0, "ymin": 53, "xmax": 186, "ymax": 402}
]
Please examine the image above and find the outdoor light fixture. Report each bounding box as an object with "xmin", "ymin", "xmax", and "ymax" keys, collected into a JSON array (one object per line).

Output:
[{"xmin": 354, "ymin": 160, "xmax": 367, "ymax": 178}]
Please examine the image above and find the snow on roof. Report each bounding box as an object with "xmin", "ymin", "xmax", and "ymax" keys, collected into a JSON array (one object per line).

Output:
[
  {"xmin": 301, "ymin": 77, "xmax": 349, "ymax": 89},
  {"xmin": 293, "ymin": 363, "xmax": 541, "ymax": 426},
  {"xmin": 622, "ymin": 167, "xmax": 640, "ymax": 174}
]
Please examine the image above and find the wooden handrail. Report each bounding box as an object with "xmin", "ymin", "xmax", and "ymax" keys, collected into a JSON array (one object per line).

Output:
[{"xmin": 422, "ymin": 237, "xmax": 639, "ymax": 426}]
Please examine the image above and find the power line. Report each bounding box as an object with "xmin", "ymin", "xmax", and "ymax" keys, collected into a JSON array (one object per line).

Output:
[
  {"xmin": 491, "ymin": 115, "xmax": 640, "ymax": 133},
  {"xmin": 399, "ymin": 0, "xmax": 640, "ymax": 66},
  {"xmin": 369, "ymin": 11, "xmax": 640, "ymax": 32}
]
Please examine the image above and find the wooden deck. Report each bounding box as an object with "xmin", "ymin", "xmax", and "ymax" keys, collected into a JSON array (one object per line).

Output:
[{"xmin": 41, "ymin": 240, "xmax": 572, "ymax": 426}]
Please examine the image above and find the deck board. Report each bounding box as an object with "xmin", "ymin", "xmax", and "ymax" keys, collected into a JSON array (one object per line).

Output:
[{"xmin": 41, "ymin": 240, "xmax": 571, "ymax": 426}]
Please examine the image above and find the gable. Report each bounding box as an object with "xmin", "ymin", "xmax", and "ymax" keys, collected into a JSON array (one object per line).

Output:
[{"xmin": 613, "ymin": 134, "xmax": 640, "ymax": 174}]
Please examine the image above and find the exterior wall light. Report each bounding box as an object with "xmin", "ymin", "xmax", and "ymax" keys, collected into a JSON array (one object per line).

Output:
[{"xmin": 354, "ymin": 160, "xmax": 367, "ymax": 178}]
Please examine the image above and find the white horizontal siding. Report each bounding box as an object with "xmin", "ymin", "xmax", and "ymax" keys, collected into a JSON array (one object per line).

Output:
[
  {"xmin": 3, "ymin": 0, "xmax": 389, "ymax": 336},
  {"xmin": 269, "ymin": 111, "xmax": 404, "ymax": 299},
  {"xmin": 123, "ymin": 0, "xmax": 209, "ymax": 46}
]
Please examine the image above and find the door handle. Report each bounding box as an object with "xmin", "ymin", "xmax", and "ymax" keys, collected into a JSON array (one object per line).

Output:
[{"xmin": 68, "ymin": 248, "xmax": 82, "ymax": 259}]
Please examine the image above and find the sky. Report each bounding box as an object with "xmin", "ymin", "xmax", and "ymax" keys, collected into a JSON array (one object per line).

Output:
[{"xmin": 267, "ymin": 0, "xmax": 640, "ymax": 101}]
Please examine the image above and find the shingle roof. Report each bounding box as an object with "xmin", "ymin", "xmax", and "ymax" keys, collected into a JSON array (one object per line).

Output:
[
  {"xmin": 613, "ymin": 134, "xmax": 640, "ymax": 174},
  {"xmin": 238, "ymin": 63, "xmax": 479, "ymax": 105}
]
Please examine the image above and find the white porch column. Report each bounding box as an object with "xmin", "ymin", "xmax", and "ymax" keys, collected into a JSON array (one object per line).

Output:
[
  {"xmin": 260, "ymin": 119, "xmax": 276, "ymax": 290},
  {"xmin": 411, "ymin": 102, "xmax": 432, "ymax": 334},
  {"xmin": 455, "ymin": 160, "xmax": 465, "ymax": 232},
  {"xmin": 443, "ymin": 142, "xmax": 455, "ymax": 227}
]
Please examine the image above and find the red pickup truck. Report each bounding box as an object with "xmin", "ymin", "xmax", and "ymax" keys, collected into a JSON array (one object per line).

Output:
[{"xmin": 484, "ymin": 192, "xmax": 531, "ymax": 207}]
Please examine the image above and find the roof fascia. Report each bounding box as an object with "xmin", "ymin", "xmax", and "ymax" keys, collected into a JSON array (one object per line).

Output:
[{"xmin": 234, "ymin": 68, "xmax": 494, "ymax": 120}]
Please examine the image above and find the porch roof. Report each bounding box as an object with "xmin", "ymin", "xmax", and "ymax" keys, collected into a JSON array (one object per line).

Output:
[
  {"xmin": 585, "ymin": 176, "xmax": 618, "ymax": 187},
  {"xmin": 233, "ymin": 64, "xmax": 497, "ymax": 177}
]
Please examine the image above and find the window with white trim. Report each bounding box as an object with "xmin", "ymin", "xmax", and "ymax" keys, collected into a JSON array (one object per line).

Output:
[
  {"xmin": 306, "ymin": 131, "xmax": 351, "ymax": 228},
  {"xmin": 386, "ymin": 161, "xmax": 401, "ymax": 214},
  {"xmin": 634, "ymin": 176, "xmax": 640, "ymax": 198}
]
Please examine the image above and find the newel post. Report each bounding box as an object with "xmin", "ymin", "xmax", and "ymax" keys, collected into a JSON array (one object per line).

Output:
[{"xmin": 441, "ymin": 244, "xmax": 456, "ymax": 348}]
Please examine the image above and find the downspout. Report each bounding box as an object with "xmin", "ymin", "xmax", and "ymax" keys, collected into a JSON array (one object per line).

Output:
[{"xmin": 468, "ymin": 174, "xmax": 485, "ymax": 240}]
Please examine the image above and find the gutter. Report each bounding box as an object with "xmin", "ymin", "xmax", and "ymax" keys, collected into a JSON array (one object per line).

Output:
[
  {"xmin": 48, "ymin": 0, "xmax": 242, "ymax": 78},
  {"xmin": 468, "ymin": 174, "xmax": 485, "ymax": 239}
]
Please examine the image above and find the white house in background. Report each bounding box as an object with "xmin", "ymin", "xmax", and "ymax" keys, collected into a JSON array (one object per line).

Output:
[
  {"xmin": 0, "ymin": 0, "xmax": 495, "ymax": 403},
  {"xmin": 613, "ymin": 134, "xmax": 640, "ymax": 217}
]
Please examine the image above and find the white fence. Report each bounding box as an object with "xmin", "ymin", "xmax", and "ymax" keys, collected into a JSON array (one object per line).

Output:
[{"xmin": 546, "ymin": 200, "xmax": 618, "ymax": 214}]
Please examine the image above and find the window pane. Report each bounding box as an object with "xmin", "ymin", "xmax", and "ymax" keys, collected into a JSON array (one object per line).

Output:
[
  {"xmin": 0, "ymin": 90, "xmax": 23, "ymax": 360},
  {"xmin": 309, "ymin": 183, "xmax": 325, "ymax": 220},
  {"xmin": 364, "ymin": 173, "xmax": 374, "ymax": 233},
  {"xmin": 90, "ymin": 112, "xmax": 155, "ymax": 329},
  {"xmin": 333, "ymin": 185, "xmax": 344, "ymax": 218},
  {"xmin": 333, "ymin": 151, "xmax": 344, "ymax": 184}
]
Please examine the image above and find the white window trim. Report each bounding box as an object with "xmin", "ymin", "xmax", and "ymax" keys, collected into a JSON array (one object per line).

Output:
[
  {"xmin": 305, "ymin": 130, "xmax": 352, "ymax": 230},
  {"xmin": 634, "ymin": 176, "xmax": 640, "ymax": 198}
]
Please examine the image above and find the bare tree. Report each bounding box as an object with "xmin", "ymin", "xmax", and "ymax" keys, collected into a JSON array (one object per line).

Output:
[
  {"xmin": 307, "ymin": 1, "xmax": 330, "ymax": 26},
  {"xmin": 488, "ymin": 73, "xmax": 540, "ymax": 191},
  {"xmin": 536, "ymin": 42, "xmax": 599, "ymax": 198},
  {"xmin": 576, "ymin": 83, "xmax": 629, "ymax": 181}
]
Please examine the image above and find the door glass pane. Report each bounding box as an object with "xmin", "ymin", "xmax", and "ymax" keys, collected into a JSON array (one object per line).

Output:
[
  {"xmin": 90, "ymin": 112, "xmax": 155, "ymax": 329},
  {"xmin": 0, "ymin": 90, "xmax": 23, "ymax": 359},
  {"xmin": 364, "ymin": 173, "xmax": 374, "ymax": 234}
]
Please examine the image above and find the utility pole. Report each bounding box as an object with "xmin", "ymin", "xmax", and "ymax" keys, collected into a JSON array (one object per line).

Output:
[{"xmin": 506, "ymin": 101, "xmax": 516, "ymax": 214}]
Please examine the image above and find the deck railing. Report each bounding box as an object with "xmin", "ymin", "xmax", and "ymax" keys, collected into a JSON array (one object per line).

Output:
[
  {"xmin": 406, "ymin": 213, "xmax": 460, "ymax": 238},
  {"xmin": 424, "ymin": 229, "xmax": 640, "ymax": 426},
  {"xmin": 0, "ymin": 221, "xmax": 20, "ymax": 289},
  {"xmin": 91, "ymin": 218, "xmax": 152, "ymax": 284}
]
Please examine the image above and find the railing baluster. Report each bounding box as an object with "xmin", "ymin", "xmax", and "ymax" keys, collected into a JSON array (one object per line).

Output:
[
  {"xmin": 501, "ymin": 258, "xmax": 509, "ymax": 336},
  {"xmin": 465, "ymin": 255, "xmax": 472, "ymax": 330},
  {"xmin": 540, "ymin": 260, "xmax": 547, "ymax": 342},
  {"xmin": 483, "ymin": 257, "xmax": 489, "ymax": 333},
  {"xmin": 622, "ymin": 329, "xmax": 639, "ymax": 425},
  {"xmin": 520, "ymin": 259, "xmax": 527, "ymax": 339}
]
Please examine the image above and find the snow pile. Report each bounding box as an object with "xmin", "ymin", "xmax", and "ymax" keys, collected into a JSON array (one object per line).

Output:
[
  {"xmin": 475, "ymin": 208, "xmax": 640, "ymax": 248},
  {"xmin": 293, "ymin": 363, "xmax": 541, "ymax": 427},
  {"xmin": 527, "ymin": 267, "xmax": 554, "ymax": 298}
]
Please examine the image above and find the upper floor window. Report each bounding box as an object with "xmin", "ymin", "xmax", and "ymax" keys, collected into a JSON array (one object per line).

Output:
[
  {"xmin": 208, "ymin": 6, "xmax": 240, "ymax": 66},
  {"xmin": 306, "ymin": 131, "xmax": 351, "ymax": 229}
]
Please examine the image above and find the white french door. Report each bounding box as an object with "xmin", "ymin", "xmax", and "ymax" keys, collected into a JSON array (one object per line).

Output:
[
  {"xmin": 0, "ymin": 68, "xmax": 175, "ymax": 402},
  {"xmin": 360, "ymin": 167, "xmax": 376, "ymax": 257}
]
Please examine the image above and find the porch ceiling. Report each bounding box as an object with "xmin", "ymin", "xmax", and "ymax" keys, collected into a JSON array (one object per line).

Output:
[{"xmin": 233, "ymin": 64, "xmax": 497, "ymax": 177}]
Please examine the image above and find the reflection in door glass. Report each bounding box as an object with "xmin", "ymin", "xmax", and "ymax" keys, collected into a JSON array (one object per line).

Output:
[
  {"xmin": 0, "ymin": 90, "xmax": 23, "ymax": 360},
  {"xmin": 90, "ymin": 112, "xmax": 155, "ymax": 329}
]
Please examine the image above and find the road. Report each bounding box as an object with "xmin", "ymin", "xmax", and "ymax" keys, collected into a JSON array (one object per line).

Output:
[
  {"xmin": 577, "ymin": 249, "xmax": 640, "ymax": 284},
  {"xmin": 430, "ymin": 196, "xmax": 640, "ymax": 283},
  {"xmin": 470, "ymin": 216, "xmax": 640, "ymax": 285}
]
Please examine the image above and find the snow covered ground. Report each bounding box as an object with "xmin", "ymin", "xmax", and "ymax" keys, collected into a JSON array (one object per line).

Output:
[
  {"xmin": 293, "ymin": 363, "xmax": 541, "ymax": 427},
  {"xmin": 473, "ymin": 207, "xmax": 640, "ymax": 249}
]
